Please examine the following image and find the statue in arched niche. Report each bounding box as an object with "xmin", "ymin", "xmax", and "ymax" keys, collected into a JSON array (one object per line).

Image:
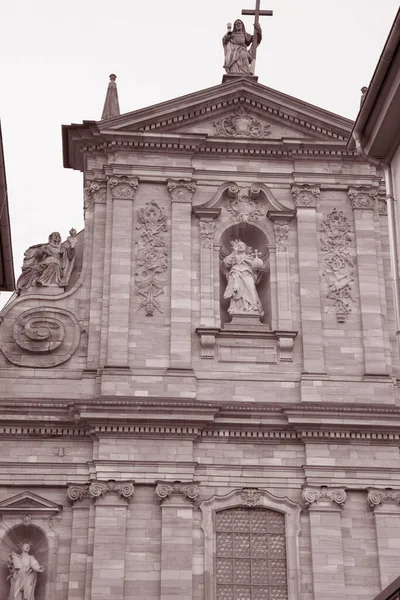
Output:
[
  {"xmin": 223, "ymin": 239, "xmax": 265, "ymax": 316},
  {"xmin": 7, "ymin": 542, "xmax": 44, "ymax": 600}
]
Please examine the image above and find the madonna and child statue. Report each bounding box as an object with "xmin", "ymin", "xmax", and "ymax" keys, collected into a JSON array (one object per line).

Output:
[{"xmin": 223, "ymin": 240, "xmax": 265, "ymax": 317}]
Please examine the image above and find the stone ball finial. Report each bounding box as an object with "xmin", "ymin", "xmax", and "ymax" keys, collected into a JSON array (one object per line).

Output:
[{"xmin": 109, "ymin": 74, "xmax": 117, "ymax": 81}]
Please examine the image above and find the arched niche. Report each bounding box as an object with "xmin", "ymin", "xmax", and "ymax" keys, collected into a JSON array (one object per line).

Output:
[
  {"xmin": 219, "ymin": 222, "xmax": 272, "ymax": 327},
  {"xmin": 0, "ymin": 524, "xmax": 48, "ymax": 600}
]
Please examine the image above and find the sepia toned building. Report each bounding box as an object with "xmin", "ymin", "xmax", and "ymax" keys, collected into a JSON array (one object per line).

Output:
[{"xmin": 1, "ymin": 8, "xmax": 400, "ymax": 600}]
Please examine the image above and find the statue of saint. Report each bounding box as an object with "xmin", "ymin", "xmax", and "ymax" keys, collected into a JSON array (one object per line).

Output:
[
  {"xmin": 223, "ymin": 239, "xmax": 265, "ymax": 316},
  {"xmin": 7, "ymin": 543, "xmax": 44, "ymax": 600},
  {"xmin": 16, "ymin": 229, "xmax": 78, "ymax": 294},
  {"xmin": 223, "ymin": 19, "xmax": 262, "ymax": 74}
]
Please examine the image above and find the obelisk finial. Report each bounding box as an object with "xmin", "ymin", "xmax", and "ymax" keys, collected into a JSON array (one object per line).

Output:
[{"xmin": 101, "ymin": 74, "xmax": 120, "ymax": 120}]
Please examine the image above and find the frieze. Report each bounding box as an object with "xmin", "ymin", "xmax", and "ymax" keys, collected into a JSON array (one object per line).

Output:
[
  {"xmin": 225, "ymin": 183, "xmax": 263, "ymax": 223},
  {"xmin": 320, "ymin": 208, "xmax": 355, "ymax": 322},
  {"xmin": 368, "ymin": 488, "xmax": 400, "ymax": 510},
  {"xmin": 291, "ymin": 184, "xmax": 320, "ymax": 208},
  {"xmin": 302, "ymin": 486, "xmax": 346, "ymax": 508},
  {"xmin": 108, "ymin": 175, "xmax": 139, "ymax": 199},
  {"xmin": 167, "ymin": 179, "xmax": 197, "ymax": 203},
  {"xmin": 155, "ymin": 481, "xmax": 200, "ymax": 506},
  {"xmin": 213, "ymin": 104, "xmax": 271, "ymax": 139},
  {"xmin": 135, "ymin": 200, "xmax": 168, "ymax": 316},
  {"xmin": 348, "ymin": 186, "xmax": 378, "ymax": 210}
]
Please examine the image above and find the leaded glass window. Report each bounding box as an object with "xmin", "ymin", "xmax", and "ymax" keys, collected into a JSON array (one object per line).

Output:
[{"xmin": 216, "ymin": 507, "xmax": 287, "ymax": 600}]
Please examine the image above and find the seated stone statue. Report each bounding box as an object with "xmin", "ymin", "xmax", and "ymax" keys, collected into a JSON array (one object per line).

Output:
[
  {"xmin": 8, "ymin": 542, "xmax": 44, "ymax": 600},
  {"xmin": 16, "ymin": 229, "xmax": 77, "ymax": 294},
  {"xmin": 223, "ymin": 239, "xmax": 264, "ymax": 316}
]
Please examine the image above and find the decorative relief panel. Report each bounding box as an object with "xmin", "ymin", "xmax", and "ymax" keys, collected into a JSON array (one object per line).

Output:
[
  {"xmin": 83, "ymin": 179, "xmax": 107, "ymax": 212},
  {"xmin": 225, "ymin": 184, "xmax": 263, "ymax": 223},
  {"xmin": 348, "ymin": 186, "xmax": 378, "ymax": 210},
  {"xmin": 302, "ymin": 486, "xmax": 346, "ymax": 508},
  {"xmin": 368, "ymin": 488, "xmax": 400, "ymax": 510},
  {"xmin": 273, "ymin": 224, "xmax": 289, "ymax": 252},
  {"xmin": 108, "ymin": 175, "xmax": 139, "ymax": 199},
  {"xmin": 1, "ymin": 307, "xmax": 81, "ymax": 368},
  {"xmin": 199, "ymin": 220, "xmax": 217, "ymax": 248},
  {"xmin": 320, "ymin": 208, "xmax": 355, "ymax": 323},
  {"xmin": 291, "ymin": 184, "xmax": 320, "ymax": 208},
  {"xmin": 378, "ymin": 199, "xmax": 388, "ymax": 216},
  {"xmin": 155, "ymin": 481, "xmax": 200, "ymax": 506},
  {"xmin": 167, "ymin": 179, "xmax": 197, "ymax": 203},
  {"xmin": 135, "ymin": 200, "xmax": 168, "ymax": 316},
  {"xmin": 213, "ymin": 105, "xmax": 271, "ymax": 139}
]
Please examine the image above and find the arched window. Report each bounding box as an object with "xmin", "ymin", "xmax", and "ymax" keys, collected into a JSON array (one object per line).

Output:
[{"xmin": 216, "ymin": 508, "xmax": 287, "ymax": 600}]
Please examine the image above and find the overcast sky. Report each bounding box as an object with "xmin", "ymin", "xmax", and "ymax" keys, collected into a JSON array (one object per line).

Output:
[{"xmin": 0, "ymin": 0, "xmax": 398, "ymax": 305}]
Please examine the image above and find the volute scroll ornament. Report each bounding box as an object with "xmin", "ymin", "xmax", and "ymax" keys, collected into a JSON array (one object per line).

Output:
[
  {"xmin": 88, "ymin": 480, "xmax": 135, "ymax": 503},
  {"xmin": 167, "ymin": 179, "xmax": 197, "ymax": 203},
  {"xmin": 225, "ymin": 184, "xmax": 263, "ymax": 223},
  {"xmin": 83, "ymin": 179, "xmax": 107, "ymax": 212},
  {"xmin": 367, "ymin": 488, "xmax": 400, "ymax": 510},
  {"xmin": 155, "ymin": 481, "xmax": 200, "ymax": 506},
  {"xmin": 348, "ymin": 186, "xmax": 378, "ymax": 210},
  {"xmin": 302, "ymin": 486, "xmax": 347, "ymax": 508},
  {"xmin": 291, "ymin": 184, "xmax": 320, "ymax": 208},
  {"xmin": 66, "ymin": 484, "xmax": 90, "ymax": 504},
  {"xmin": 108, "ymin": 175, "xmax": 139, "ymax": 199}
]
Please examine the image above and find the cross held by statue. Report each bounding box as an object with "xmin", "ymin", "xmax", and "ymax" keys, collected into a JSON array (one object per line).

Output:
[{"xmin": 242, "ymin": 0, "xmax": 273, "ymax": 74}]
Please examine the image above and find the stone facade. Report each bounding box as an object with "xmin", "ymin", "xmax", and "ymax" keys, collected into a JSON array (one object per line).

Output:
[{"xmin": 0, "ymin": 78, "xmax": 399, "ymax": 600}]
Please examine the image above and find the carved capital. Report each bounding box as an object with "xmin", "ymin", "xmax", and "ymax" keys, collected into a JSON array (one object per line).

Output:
[
  {"xmin": 368, "ymin": 488, "xmax": 400, "ymax": 511},
  {"xmin": 273, "ymin": 224, "xmax": 289, "ymax": 252},
  {"xmin": 348, "ymin": 186, "xmax": 378, "ymax": 210},
  {"xmin": 89, "ymin": 480, "xmax": 135, "ymax": 503},
  {"xmin": 167, "ymin": 179, "xmax": 197, "ymax": 203},
  {"xmin": 108, "ymin": 175, "xmax": 139, "ymax": 199},
  {"xmin": 155, "ymin": 481, "xmax": 200, "ymax": 506},
  {"xmin": 66, "ymin": 484, "xmax": 90, "ymax": 504},
  {"xmin": 84, "ymin": 179, "xmax": 107, "ymax": 211},
  {"xmin": 239, "ymin": 488, "xmax": 262, "ymax": 507},
  {"xmin": 291, "ymin": 184, "xmax": 320, "ymax": 208},
  {"xmin": 302, "ymin": 486, "xmax": 346, "ymax": 509}
]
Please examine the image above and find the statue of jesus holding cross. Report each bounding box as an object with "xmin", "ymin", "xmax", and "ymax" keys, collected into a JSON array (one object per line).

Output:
[{"xmin": 223, "ymin": 0, "xmax": 273, "ymax": 76}]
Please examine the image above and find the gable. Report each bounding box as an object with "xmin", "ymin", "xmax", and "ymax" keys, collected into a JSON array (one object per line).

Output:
[{"xmin": 0, "ymin": 491, "xmax": 62, "ymax": 515}]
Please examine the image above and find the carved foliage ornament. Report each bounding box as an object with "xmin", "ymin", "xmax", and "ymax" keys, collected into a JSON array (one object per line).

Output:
[
  {"xmin": 167, "ymin": 179, "xmax": 197, "ymax": 203},
  {"xmin": 302, "ymin": 487, "xmax": 346, "ymax": 508},
  {"xmin": 273, "ymin": 224, "xmax": 289, "ymax": 252},
  {"xmin": 348, "ymin": 186, "xmax": 378, "ymax": 210},
  {"xmin": 239, "ymin": 488, "xmax": 262, "ymax": 507},
  {"xmin": 291, "ymin": 184, "xmax": 320, "ymax": 208},
  {"xmin": 199, "ymin": 220, "xmax": 216, "ymax": 249},
  {"xmin": 225, "ymin": 183, "xmax": 263, "ymax": 223},
  {"xmin": 135, "ymin": 201, "xmax": 168, "ymax": 316},
  {"xmin": 368, "ymin": 488, "xmax": 400, "ymax": 510},
  {"xmin": 155, "ymin": 481, "xmax": 200, "ymax": 506},
  {"xmin": 320, "ymin": 208, "xmax": 355, "ymax": 323},
  {"xmin": 109, "ymin": 175, "xmax": 139, "ymax": 199},
  {"xmin": 84, "ymin": 179, "xmax": 107, "ymax": 211},
  {"xmin": 213, "ymin": 104, "xmax": 271, "ymax": 139}
]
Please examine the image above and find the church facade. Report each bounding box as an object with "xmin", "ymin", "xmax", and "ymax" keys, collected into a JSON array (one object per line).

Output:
[{"xmin": 1, "ymin": 68, "xmax": 400, "ymax": 600}]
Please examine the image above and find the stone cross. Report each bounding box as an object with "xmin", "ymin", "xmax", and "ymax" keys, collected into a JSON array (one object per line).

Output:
[{"xmin": 242, "ymin": 0, "xmax": 273, "ymax": 74}]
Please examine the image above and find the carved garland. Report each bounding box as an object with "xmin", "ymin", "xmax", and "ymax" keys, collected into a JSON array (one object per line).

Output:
[
  {"xmin": 135, "ymin": 200, "xmax": 168, "ymax": 316},
  {"xmin": 320, "ymin": 208, "xmax": 355, "ymax": 323}
]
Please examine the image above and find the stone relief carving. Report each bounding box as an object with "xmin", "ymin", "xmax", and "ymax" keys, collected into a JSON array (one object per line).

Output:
[
  {"xmin": 378, "ymin": 199, "xmax": 388, "ymax": 216},
  {"xmin": 155, "ymin": 481, "xmax": 200, "ymax": 506},
  {"xmin": 348, "ymin": 186, "xmax": 378, "ymax": 210},
  {"xmin": 225, "ymin": 183, "xmax": 263, "ymax": 222},
  {"xmin": 291, "ymin": 184, "xmax": 320, "ymax": 208},
  {"xmin": 368, "ymin": 488, "xmax": 400, "ymax": 510},
  {"xmin": 16, "ymin": 230, "xmax": 77, "ymax": 295},
  {"xmin": 135, "ymin": 200, "xmax": 168, "ymax": 316},
  {"xmin": 167, "ymin": 179, "xmax": 196, "ymax": 203},
  {"xmin": 66, "ymin": 484, "xmax": 90, "ymax": 504},
  {"xmin": 8, "ymin": 542, "xmax": 45, "ymax": 600},
  {"xmin": 222, "ymin": 240, "xmax": 265, "ymax": 316},
  {"xmin": 320, "ymin": 208, "xmax": 355, "ymax": 323},
  {"xmin": 108, "ymin": 175, "xmax": 139, "ymax": 199},
  {"xmin": 302, "ymin": 486, "xmax": 346, "ymax": 508},
  {"xmin": 213, "ymin": 104, "xmax": 271, "ymax": 138},
  {"xmin": 83, "ymin": 179, "xmax": 107, "ymax": 212},
  {"xmin": 239, "ymin": 488, "xmax": 262, "ymax": 507},
  {"xmin": 1, "ymin": 307, "xmax": 81, "ymax": 368},
  {"xmin": 89, "ymin": 481, "xmax": 134, "ymax": 502},
  {"xmin": 273, "ymin": 223, "xmax": 289, "ymax": 252},
  {"xmin": 199, "ymin": 220, "xmax": 216, "ymax": 249}
]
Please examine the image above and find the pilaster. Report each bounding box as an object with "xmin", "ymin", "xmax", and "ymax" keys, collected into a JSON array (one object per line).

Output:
[
  {"xmin": 348, "ymin": 186, "xmax": 387, "ymax": 375},
  {"xmin": 303, "ymin": 486, "xmax": 347, "ymax": 600},
  {"xmin": 66, "ymin": 484, "xmax": 91, "ymax": 600},
  {"xmin": 156, "ymin": 481, "xmax": 200, "ymax": 600},
  {"xmin": 167, "ymin": 179, "xmax": 196, "ymax": 369},
  {"xmin": 368, "ymin": 488, "xmax": 400, "ymax": 588},
  {"xmin": 89, "ymin": 480, "xmax": 134, "ymax": 600},
  {"xmin": 105, "ymin": 176, "xmax": 139, "ymax": 368},
  {"xmin": 292, "ymin": 184, "xmax": 325, "ymax": 374}
]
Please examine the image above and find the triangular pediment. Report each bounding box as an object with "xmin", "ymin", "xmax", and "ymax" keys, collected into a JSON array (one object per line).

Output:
[
  {"xmin": 99, "ymin": 78, "xmax": 353, "ymax": 143},
  {"xmin": 0, "ymin": 491, "xmax": 62, "ymax": 515}
]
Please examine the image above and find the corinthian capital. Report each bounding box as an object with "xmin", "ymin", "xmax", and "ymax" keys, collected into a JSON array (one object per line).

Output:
[
  {"xmin": 155, "ymin": 481, "xmax": 200, "ymax": 506},
  {"xmin": 291, "ymin": 184, "xmax": 320, "ymax": 208},
  {"xmin": 368, "ymin": 488, "xmax": 400, "ymax": 511},
  {"xmin": 303, "ymin": 486, "xmax": 346, "ymax": 509},
  {"xmin": 108, "ymin": 175, "xmax": 139, "ymax": 199},
  {"xmin": 167, "ymin": 179, "xmax": 197, "ymax": 203},
  {"xmin": 348, "ymin": 186, "xmax": 378, "ymax": 210}
]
